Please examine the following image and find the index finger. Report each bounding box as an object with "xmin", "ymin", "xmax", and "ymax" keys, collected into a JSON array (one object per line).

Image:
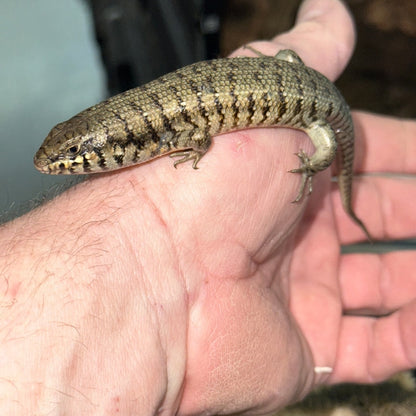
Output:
[
  {"xmin": 354, "ymin": 112, "xmax": 416, "ymax": 174},
  {"xmin": 333, "ymin": 112, "xmax": 416, "ymax": 242}
]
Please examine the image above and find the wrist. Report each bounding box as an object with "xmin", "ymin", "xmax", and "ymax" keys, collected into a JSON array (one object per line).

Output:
[{"xmin": 0, "ymin": 172, "xmax": 187, "ymax": 414}]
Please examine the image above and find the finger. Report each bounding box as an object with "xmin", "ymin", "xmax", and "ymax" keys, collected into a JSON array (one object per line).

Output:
[
  {"xmin": 333, "ymin": 174, "xmax": 416, "ymax": 242},
  {"xmin": 330, "ymin": 301, "xmax": 416, "ymax": 384},
  {"xmin": 333, "ymin": 112, "xmax": 416, "ymax": 242},
  {"xmin": 353, "ymin": 111, "xmax": 416, "ymax": 174},
  {"xmin": 230, "ymin": 0, "xmax": 355, "ymax": 81},
  {"xmin": 339, "ymin": 251, "xmax": 416, "ymax": 314}
]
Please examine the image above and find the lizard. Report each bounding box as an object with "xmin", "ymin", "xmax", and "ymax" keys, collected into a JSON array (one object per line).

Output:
[{"xmin": 34, "ymin": 48, "xmax": 371, "ymax": 240}]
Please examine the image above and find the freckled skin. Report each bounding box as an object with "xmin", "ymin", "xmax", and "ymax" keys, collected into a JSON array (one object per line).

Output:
[{"xmin": 34, "ymin": 50, "xmax": 371, "ymax": 240}]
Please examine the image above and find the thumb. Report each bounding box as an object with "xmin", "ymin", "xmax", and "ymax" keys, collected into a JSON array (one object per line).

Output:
[{"xmin": 231, "ymin": 0, "xmax": 355, "ymax": 81}]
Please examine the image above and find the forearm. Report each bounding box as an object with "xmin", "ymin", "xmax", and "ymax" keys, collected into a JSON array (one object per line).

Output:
[{"xmin": 0, "ymin": 174, "xmax": 187, "ymax": 414}]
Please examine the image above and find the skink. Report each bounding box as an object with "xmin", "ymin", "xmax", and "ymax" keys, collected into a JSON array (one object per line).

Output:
[{"xmin": 34, "ymin": 49, "xmax": 371, "ymax": 240}]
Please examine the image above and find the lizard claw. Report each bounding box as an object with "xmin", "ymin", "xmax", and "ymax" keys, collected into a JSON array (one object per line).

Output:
[{"xmin": 289, "ymin": 149, "xmax": 314, "ymax": 202}]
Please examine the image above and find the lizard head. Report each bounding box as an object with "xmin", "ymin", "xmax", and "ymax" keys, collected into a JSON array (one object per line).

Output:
[{"xmin": 34, "ymin": 114, "xmax": 108, "ymax": 175}]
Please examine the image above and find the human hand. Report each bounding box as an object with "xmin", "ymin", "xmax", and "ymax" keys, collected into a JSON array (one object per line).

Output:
[
  {"xmin": 178, "ymin": 0, "xmax": 416, "ymax": 412},
  {"xmin": 1, "ymin": 0, "xmax": 415, "ymax": 415}
]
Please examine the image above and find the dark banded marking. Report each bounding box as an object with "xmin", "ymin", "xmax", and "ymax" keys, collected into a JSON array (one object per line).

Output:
[
  {"xmin": 257, "ymin": 91, "xmax": 270, "ymax": 124},
  {"xmin": 105, "ymin": 137, "xmax": 127, "ymax": 167},
  {"xmin": 147, "ymin": 91, "xmax": 173, "ymax": 132},
  {"xmin": 125, "ymin": 131, "xmax": 135, "ymax": 142},
  {"xmin": 112, "ymin": 144, "xmax": 125, "ymax": 166},
  {"xmin": 82, "ymin": 155, "xmax": 92, "ymax": 173},
  {"xmin": 94, "ymin": 147, "xmax": 108, "ymax": 169},
  {"xmin": 308, "ymin": 78, "xmax": 319, "ymax": 121},
  {"xmin": 168, "ymin": 83, "xmax": 198, "ymax": 129},
  {"xmin": 252, "ymin": 72, "xmax": 262, "ymax": 83},
  {"xmin": 326, "ymin": 101, "xmax": 334, "ymax": 118},
  {"xmin": 226, "ymin": 61, "xmax": 239, "ymax": 127},
  {"xmin": 292, "ymin": 72, "xmax": 304, "ymax": 121},
  {"xmin": 124, "ymin": 135, "xmax": 150, "ymax": 155},
  {"xmin": 188, "ymin": 78, "xmax": 199, "ymax": 95},
  {"xmin": 110, "ymin": 109, "xmax": 134, "ymax": 138},
  {"xmin": 258, "ymin": 60, "xmax": 267, "ymax": 71},
  {"xmin": 213, "ymin": 94, "xmax": 225, "ymax": 130},
  {"xmin": 203, "ymin": 71, "xmax": 214, "ymax": 88},
  {"xmin": 228, "ymin": 88, "xmax": 238, "ymax": 128},
  {"xmin": 330, "ymin": 109, "xmax": 344, "ymax": 125},
  {"xmin": 132, "ymin": 148, "xmax": 139, "ymax": 163},
  {"xmin": 199, "ymin": 65, "xmax": 225, "ymax": 131},
  {"xmin": 127, "ymin": 100, "xmax": 160, "ymax": 144},
  {"xmin": 319, "ymin": 83, "xmax": 335, "ymax": 118},
  {"xmin": 246, "ymin": 92, "xmax": 255, "ymax": 124},
  {"xmin": 113, "ymin": 154, "xmax": 124, "ymax": 166},
  {"xmin": 188, "ymin": 78, "xmax": 210, "ymax": 129},
  {"xmin": 274, "ymin": 66, "xmax": 287, "ymax": 122}
]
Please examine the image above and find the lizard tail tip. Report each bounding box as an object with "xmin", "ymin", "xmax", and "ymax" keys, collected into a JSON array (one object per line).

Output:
[{"xmin": 350, "ymin": 212, "xmax": 373, "ymax": 243}]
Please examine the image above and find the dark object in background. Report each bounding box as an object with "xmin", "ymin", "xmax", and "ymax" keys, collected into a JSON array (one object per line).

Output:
[
  {"xmin": 276, "ymin": 371, "xmax": 416, "ymax": 416},
  {"xmin": 85, "ymin": 0, "xmax": 416, "ymax": 118},
  {"xmin": 85, "ymin": 0, "xmax": 224, "ymax": 95},
  {"xmin": 220, "ymin": 0, "xmax": 416, "ymax": 119}
]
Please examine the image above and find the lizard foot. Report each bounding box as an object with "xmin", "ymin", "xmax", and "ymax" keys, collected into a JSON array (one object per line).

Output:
[
  {"xmin": 170, "ymin": 149, "xmax": 204, "ymax": 169},
  {"xmin": 289, "ymin": 150, "xmax": 315, "ymax": 202}
]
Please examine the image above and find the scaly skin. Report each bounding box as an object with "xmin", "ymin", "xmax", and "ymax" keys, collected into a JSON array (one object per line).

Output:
[{"xmin": 34, "ymin": 49, "xmax": 371, "ymax": 240}]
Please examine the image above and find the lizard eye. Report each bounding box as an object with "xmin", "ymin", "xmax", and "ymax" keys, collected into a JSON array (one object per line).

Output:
[{"xmin": 68, "ymin": 145, "xmax": 80, "ymax": 154}]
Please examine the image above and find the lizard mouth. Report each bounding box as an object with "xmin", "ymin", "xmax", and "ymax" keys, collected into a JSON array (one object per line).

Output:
[
  {"xmin": 33, "ymin": 152, "xmax": 86, "ymax": 174},
  {"xmin": 33, "ymin": 154, "xmax": 50, "ymax": 173},
  {"xmin": 34, "ymin": 146, "xmax": 97, "ymax": 174},
  {"xmin": 34, "ymin": 158, "xmax": 74, "ymax": 174}
]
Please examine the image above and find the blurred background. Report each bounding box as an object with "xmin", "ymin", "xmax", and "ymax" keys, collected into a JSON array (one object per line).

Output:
[
  {"xmin": 0, "ymin": 1, "xmax": 103, "ymax": 219},
  {"xmin": 0, "ymin": 0, "xmax": 415, "ymax": 237}
]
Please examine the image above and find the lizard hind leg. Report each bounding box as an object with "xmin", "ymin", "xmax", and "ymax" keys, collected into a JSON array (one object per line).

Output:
[
  {"xmin": 243, "ymin": 44, "xmax": 305, "ymax": 65},
  {"xmin": 274, "ymin": 49, "xmax": 304, "ymax": 64},
  {"xmin": 290, "ymin": 150, "xmax": 314, "ymax": 202},
  {"xmin": 168, "ymin": 130, "xmax": 211, "ymax": 169},
  {"xmin": 290, "ymin": 120, "xmax": 338, "ymax": 202}
]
